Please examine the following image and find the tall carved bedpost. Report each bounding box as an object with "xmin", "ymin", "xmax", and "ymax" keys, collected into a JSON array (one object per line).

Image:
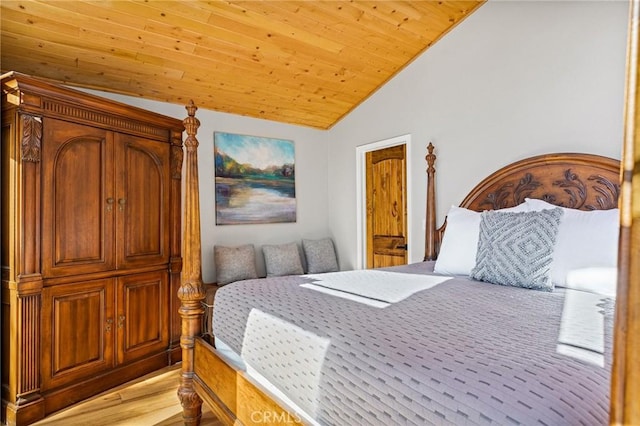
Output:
[
  {"xmin": 424, "ymin": 143, "xmax": 438, "ymax": 261},
  {"xmin": 611, "ymin": 0, "xmax": 640, "ymax": 422},
  {"xmin": 177, "ymin": 101, "xmax": 205, "ymax": 426}
]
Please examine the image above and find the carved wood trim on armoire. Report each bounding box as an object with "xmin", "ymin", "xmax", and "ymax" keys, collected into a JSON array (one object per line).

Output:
[{"xmin": 1, "ymin": 72, "xmax": 184, "ymax": 425}]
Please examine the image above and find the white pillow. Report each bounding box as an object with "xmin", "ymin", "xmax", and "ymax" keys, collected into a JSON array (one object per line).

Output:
[
  {"xmin": 525, "ymin": 198, "xmax": 619, "ymax": 286},
  {"xmin": 565, "ymin": 267, "xmax": 617, "ymax": 298},
  {"xmin": 433, "ymin": 202, "xmax": 528, "ymax": 275}
]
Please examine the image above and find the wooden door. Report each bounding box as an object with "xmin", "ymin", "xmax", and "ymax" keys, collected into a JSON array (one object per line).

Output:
[
  {"xmin": 116, "ymin": 270, "xmax": 169, "ymax": 364},
  {"xmin": 366, "ymin": 144, "xmax": 408, "ymax": 268},
  {"xmin": 41, "ymin": 279, "xmax": 115, "ymax": 391},
  {"xmin": 41, "ymin": 118, "xmax": 115, "ymax": 277},
  {"xmin": 115, "ymin": 134, "xmax": 170, "ymax": 269}
]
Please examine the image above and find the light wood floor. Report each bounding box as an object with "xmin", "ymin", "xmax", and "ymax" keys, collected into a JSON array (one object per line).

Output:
[{"xmin": 33, "ymin": 365, "xmax": 222, "ymax": 426}]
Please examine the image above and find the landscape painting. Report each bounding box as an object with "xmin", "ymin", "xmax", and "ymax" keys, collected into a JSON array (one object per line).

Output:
[{"xmin": 214, "ymin": 132, "xmax": 296, "ymax": 225}]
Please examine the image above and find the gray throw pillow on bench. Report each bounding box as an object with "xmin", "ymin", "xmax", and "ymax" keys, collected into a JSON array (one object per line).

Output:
[
  {"xmin": 263, "ymin": 242, "xmax": 304, "ymax": 277},
  {"xmin": 302, "ymin": 238, "xmax": 339, "ymax": 274},
  {"xmin": 214, "ymin": 244, "xmax": 258, "ymax": 285}
]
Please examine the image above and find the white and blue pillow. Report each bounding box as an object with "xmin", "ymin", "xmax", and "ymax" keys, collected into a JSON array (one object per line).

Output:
[{"xmin": 470, "ymin": 208, "xmax": 563, "ymax": 291}]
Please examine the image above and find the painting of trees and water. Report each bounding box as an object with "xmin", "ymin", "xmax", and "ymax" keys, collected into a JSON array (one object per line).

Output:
[{"xmin": 214, "ymin": 132, "xmax": 296, "ymax": 224}]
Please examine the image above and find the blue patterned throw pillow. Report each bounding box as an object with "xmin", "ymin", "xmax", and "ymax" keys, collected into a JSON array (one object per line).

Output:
[{"xmin": 470, "ymin": 208, "xmax": 563, "ymax": 291}]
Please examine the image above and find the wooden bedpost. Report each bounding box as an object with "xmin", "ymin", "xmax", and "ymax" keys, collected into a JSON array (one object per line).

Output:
[
  {"xmin": 177, "ymin": 100, "xmax": 205, "ymax": 426},
  {"xmin": 610, "ymin": 0, "xmax": 640, "ymax": 422},
  {"xmin": 424, "ymin": 142, "xmax": 438, "ymax": 261}
]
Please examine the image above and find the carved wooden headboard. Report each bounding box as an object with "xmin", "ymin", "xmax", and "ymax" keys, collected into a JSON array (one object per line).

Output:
[{"xmin": 424, "ymin": 144, "xmax": 621, "ymax": 260}]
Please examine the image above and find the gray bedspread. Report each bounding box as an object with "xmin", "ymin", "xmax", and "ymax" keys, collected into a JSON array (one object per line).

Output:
[{"xmin": 213, "ymin": 262, "xmax": 614, "ymax": 425}]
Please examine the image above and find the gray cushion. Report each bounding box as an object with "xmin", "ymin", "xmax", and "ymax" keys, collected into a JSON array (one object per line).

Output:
[
  {"xmin": 302, "ymin": 238, "xmax": 338, "ymax": 273},
  {"xmin": 470, "ymin": 208, "xmax": 563, "ymax": 291},
  {"xmin": 214, "ymin": 244, "xmax": 258, "ymax": 285},
  {"xmin": 263, "ymin": 242, "xmax": 304, "ymax": 277}
]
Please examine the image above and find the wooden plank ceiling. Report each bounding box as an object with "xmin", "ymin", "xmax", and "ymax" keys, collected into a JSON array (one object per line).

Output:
[{"xmin": 1, "ymin": 1, "xmax": 484, "ymax": 129}]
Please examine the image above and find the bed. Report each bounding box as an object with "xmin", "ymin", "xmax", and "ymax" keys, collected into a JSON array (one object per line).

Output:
[{"xmin": 175, "ymin": 103, "xmax": 622, "ymax": 425}]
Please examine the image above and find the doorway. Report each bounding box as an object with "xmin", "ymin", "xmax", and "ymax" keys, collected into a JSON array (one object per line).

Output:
[{"xmin": 355, "ymin": 135, "xmax": 412, "ymax": 269}]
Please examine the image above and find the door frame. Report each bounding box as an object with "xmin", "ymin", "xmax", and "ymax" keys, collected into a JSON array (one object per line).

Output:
[{"xmin": 355, "ymin": 134, "xmax": 413, "ymax": 270}]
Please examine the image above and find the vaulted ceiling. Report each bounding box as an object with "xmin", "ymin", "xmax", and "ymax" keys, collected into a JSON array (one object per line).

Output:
[{"xmin": 1, "ymin": 1, "xmax": 484, "ymax": 129}]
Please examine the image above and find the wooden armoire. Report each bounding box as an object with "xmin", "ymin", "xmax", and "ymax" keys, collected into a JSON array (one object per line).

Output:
[{"xmin": 1, "ymin": 72, "xmax": 184, "ymax": 425}]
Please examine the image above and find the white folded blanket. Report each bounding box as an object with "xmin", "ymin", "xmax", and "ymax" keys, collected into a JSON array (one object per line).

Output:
[
  {"xmin": 557, "ymin": 287, "xmax": 613, "ymax": 367},
  {"xmin": 303, "ymin": 270, "xmax": 452, "ymax": 304}
]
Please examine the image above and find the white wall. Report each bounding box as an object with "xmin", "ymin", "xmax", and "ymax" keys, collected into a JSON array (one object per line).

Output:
[
  {"xmin": 89, "ymin": 0, "xmax": 629, "ymax": 276},
  {"xmin": 327, "ymin": 0, "xmax": 629, "ymax": 270},
  {"xmin": 82, "ymin": 93, "xmax": 329, "ymax": 283}
]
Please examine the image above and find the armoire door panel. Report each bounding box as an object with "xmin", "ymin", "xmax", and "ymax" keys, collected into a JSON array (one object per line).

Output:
[
  {"xmin": 42, "ymin": 118, "xmax": 115, "ymax": 277},
  {"xmin": 41, "ymin": 279, "xmax": 114, "ymax": 391},
  {"xmin": 117, "ymin": 271, "xmax": 169, "ymax": 364},
  {"xmin": 115, "ymin": 135, "xmax": 170, "ymax": 269}
]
